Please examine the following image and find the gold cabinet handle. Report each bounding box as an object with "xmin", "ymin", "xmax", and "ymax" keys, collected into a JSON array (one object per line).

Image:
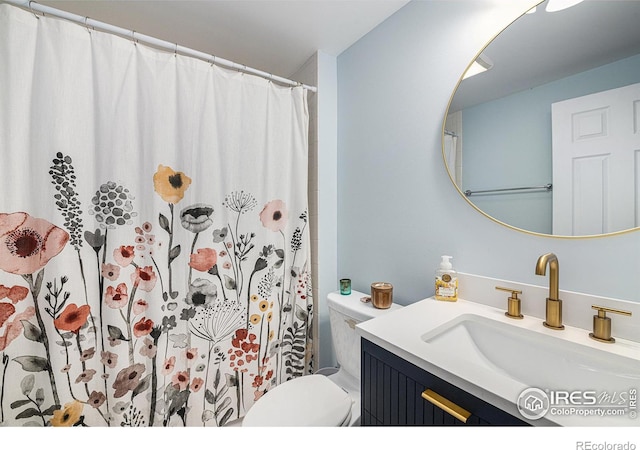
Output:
[{"xmin": 421, "ymin": 389, "xmax": 471, "ymax": 423}]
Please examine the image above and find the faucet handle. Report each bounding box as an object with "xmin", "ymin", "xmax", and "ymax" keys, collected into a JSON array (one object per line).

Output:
[
  {"xmin": 589, "ymin": 305, "xmax": 632, "ymax": 343},
  {"xmin": 495, "ymin": 286, "xmax": 523, "ymax": 319}
]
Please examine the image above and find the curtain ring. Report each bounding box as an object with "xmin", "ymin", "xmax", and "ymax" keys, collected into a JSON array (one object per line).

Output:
[
  {"xmin": 131, "ymin": 30, "xmax": 137, "ymax": 46},
  {"xmin": 28, "ymin": 1, "xmax": 40, "ymax": 19},
  {"xmin": 209, "ymin": 55, "xmax": 216, "ymax": 67},
  {"xmin": 174, "ymin": 43, "xmax": 178, "ymax": 57},
  {"xmin": 84, "ymin": 16, "xmax": 92, "ymax": 34}
]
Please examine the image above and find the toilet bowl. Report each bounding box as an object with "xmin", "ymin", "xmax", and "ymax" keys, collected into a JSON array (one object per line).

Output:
[{"xmin": 242, "ymin": 291, "xmax": 402, "ymax": 427}]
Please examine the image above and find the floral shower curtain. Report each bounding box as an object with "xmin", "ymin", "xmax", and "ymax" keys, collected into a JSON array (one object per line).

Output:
[{"xmin": 0, "ymin": 4, "xmax": 313, "ymax": 427}]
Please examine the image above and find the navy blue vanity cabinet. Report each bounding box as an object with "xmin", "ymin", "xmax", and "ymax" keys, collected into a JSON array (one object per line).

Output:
[{"xmin": 361, "ymin": 339, "xmax": 528, "ymax": 426}]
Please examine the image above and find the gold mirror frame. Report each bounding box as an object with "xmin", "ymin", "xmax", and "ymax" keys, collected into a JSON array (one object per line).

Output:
[{"xmin": 442, "ymin": 1, "xmax": 640, "ymax": 240}]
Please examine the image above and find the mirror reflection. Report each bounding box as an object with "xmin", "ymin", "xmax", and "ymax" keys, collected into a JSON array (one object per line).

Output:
[{"xmin": 444, "ymin": 0, "xmax": 640, "ymax": 237}]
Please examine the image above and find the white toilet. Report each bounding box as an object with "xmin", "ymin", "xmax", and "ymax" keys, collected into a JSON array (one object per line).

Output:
[{"xmin": 242, "ymin": 290, "xmax": 402, "ymax": 427}]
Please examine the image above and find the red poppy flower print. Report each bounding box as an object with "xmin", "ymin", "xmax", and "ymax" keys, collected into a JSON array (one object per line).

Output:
[
  {"xmin": 104, "ymin": 283, "xmax": 128, "ymax": 309},
  {"xmin": 171, "ymin": 370, "xmax": 190, "ymax": 390},
  {"xmin": 87, "ymin": 391, "xmax": 106, "ymax": 409},
  {"xmin": 162, "ymin": 356, "xmax": 176, "ymax": 375},
  {"xmin": 259, "ymin": 200, "xmax": 288, "ymax": 232},
  {"xmin": 139, "ymin": 337, "xmax": 157, "ymax": 358},
  {"xmin": 191, "ymin": 377, "xmax": 204, "ymax": 392},
  {"xmin": 189, "ymin": 248, "xmax": 217, "ymax": 272},
  {"xmin": 101, "ymin": 263, "xmax": 120, "ymax": 281},
  {"xmin": 8, "ymin": 285, "xmax": 29, "ymax": 303},
  {"xmin": 0, "ymin": 306, "xmax": 35, "ymax": 351},
  {"xmin": 100, "ymin": 351, "xmax": 118, "ymax": 368},
  {"xmin": 54, "ymin": 303, "xmax": 91, "ymax": 334},
  {"xmin": 133, "ymin": 299, "xmax": 148, "ymax": 316},
  {"xmin": 133, "ymin": 317, "xmax": 154, "ymax": 337},
  {"xmin": 0, "ymin": 212, "xmax": 69, "ymax": 275},
  {"xmin": 112, "ymin": 363, "xmax": 145, "ymax": 398},
  {"xmin": 0, "ymin": 285, "xmax": 29, "ymax": 303},
  {"xmin": 184, "ymin": 347, "xmax": 198, "ymax": 367},
  {"xmin": 113, "ymin": 245, "xmax": 135, "ymax": 267},
  {"xmin": 0, "ymin": 303, "xmax": 15, "ymax": 329},
  {"xmin": 131, "ymin": 266, "xmax": 157, "ymax": 292},
  {"xmin": 75, "ymin": 369, "xmax": 96, "ymax": 384}
]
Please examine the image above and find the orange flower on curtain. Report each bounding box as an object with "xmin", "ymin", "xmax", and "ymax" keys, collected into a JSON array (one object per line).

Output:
[
  {"xmin": 53, "ymin": 303, "xmax": 91, "ymax": 334},
  {"xmin": 153, "ymin": 165, "xmax": 192, "ymax": 204},
  {"xmin": 50, "ymin": 400, "xmax": 84, "ymax": 427}
]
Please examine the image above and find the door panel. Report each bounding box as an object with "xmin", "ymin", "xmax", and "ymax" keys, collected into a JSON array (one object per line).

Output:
[{"xmin": 552, "ymin": 82, "xmax": 640, "ymax": 235}]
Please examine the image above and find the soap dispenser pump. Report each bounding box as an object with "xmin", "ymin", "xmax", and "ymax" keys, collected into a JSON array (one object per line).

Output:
[{"xmin": 435, "ymin": 255, "xmax": 458, "ymax": 301}]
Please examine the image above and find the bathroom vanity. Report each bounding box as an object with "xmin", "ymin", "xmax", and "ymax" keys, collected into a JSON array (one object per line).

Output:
[
  {"xmin": 356, "ymin": 279, "xmax": 640, "ymax": 427},
  {"xmin": 361, "ymin": 338, "xmax": 527, "ymax": 425}
]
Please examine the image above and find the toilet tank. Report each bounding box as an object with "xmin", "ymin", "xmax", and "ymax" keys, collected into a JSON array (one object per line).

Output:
[{"xmin": 327, "ymin": 291, "xmax": 403, "ymax": 380}]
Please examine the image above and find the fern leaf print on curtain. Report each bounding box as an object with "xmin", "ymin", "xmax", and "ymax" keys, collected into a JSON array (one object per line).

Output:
[{"xmin": 0, "ymin": 4, "xmax": 313, "ymax": 427}]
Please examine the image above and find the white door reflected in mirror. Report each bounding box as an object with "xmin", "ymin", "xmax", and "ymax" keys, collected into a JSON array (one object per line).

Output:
[{"xmin": 551, "ymin": 82, "xmax": 640, "ymax": 236}]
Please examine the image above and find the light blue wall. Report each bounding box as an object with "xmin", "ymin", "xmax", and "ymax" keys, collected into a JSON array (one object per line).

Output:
[
  {"xmin": 336, "ymin": 0, "xmax": 640, "ymax": 306},
  {"xmin": 463, "ymin": 53, "xmax": 640, "ymax": 234},
  {"xmin": 316, "ymin": 51, "xmax": 338, "ymax": 369}
]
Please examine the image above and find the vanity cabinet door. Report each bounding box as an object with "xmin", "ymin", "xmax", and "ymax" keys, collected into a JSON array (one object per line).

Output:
[{"xmin": 361, "ymin": 339, "xmax": 528, "ymax": 426}]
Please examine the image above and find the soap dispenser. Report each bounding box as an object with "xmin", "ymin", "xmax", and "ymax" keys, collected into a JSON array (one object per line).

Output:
[{"xmin": 435, "ymin": 255, "xmax": 458, "ymax": 301}]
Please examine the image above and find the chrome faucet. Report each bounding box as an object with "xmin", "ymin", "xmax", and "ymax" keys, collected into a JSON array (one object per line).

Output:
[{"xmin": 535, "ymin": 252, "xmax": 564, "ymax": 330}]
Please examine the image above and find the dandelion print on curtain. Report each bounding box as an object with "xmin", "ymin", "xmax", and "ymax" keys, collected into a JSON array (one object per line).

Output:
[{"xmin": 0, "ymin": 4, "xmax": 313, "ymax": 427}]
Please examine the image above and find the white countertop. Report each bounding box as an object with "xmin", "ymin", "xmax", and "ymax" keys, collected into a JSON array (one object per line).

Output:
[{"xmin": 356, "ymin": 294, "xmax": 640, "ymax": 427}]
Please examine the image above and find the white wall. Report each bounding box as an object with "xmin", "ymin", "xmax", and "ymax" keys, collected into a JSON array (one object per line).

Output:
[{"xmin": 335, "ymin": 0, "xmax": 640, "ymax": 313}]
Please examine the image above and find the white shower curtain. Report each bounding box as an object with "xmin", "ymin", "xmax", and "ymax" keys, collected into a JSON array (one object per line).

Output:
[
  {"xmin": 444, "ymin": 134, "xmax": 459, "ymax": 185},
  {"xmin": 0, "ymin": 4, "xmax": 313, "ymax": 427}
]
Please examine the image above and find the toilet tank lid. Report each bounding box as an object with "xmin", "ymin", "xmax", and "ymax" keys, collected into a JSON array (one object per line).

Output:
[{"xmin": 327, "ymin": 291, "xmax": 402, "ymax": 322}]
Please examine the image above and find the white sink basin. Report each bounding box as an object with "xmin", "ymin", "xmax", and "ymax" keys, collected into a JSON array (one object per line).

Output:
[{"xmin": 421, "ymin": 313, "xmax": 640, "ymax": 393}]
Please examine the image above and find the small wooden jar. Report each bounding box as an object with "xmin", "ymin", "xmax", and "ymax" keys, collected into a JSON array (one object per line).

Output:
[{"xmin": 370, "ymin": 282, "xmax": 393, "ymax": 309}]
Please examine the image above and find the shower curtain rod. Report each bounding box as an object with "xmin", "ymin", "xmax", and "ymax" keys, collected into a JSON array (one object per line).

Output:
[{"xmin": 3, "ymin": 0, "xmax": 318, "ymax": 93}]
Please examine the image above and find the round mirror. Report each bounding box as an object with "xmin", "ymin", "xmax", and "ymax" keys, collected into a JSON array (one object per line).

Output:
[{"xmin": 444, "ymin": 0, "xmax": 640, "ymax": 237}]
